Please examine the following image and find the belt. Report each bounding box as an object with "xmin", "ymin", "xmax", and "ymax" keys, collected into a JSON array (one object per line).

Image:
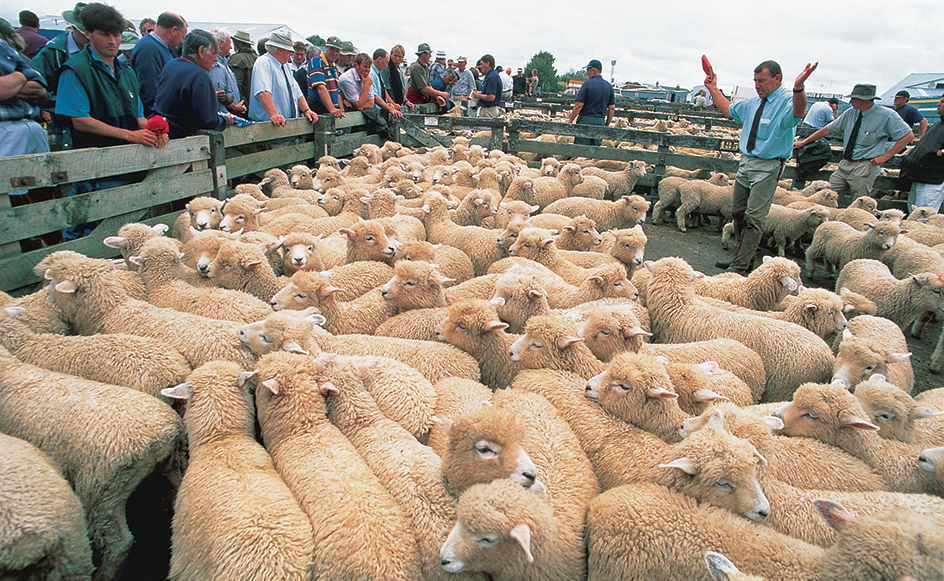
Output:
[{"xmin": 844, "ymin": 157, "xmax": 873, "ymax": 163}]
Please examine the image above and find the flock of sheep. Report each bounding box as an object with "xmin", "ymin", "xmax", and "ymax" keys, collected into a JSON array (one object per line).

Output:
[{"xmin": 2, "ymin": 131, "xmax": 944, "ymax": 581}]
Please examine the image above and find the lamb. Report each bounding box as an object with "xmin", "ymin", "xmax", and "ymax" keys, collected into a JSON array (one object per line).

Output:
[
  {"xmin": 0, "ymin": 432, "xmax": 94, "ymax": 580},
  {"xmin": 0, "ymin": 287, "xmax": 72, "ymax": 334},
  {"xmin": 919, "ymin": 447, "xmax": 944, "ymax": 487},
  {"xmin": 217, "ymin": 193, "xmax": 267, "ymax": 232},
  {"xmin": 253, "ymin": 352, "xmax": 423, "ymax": 581},
  {"xmin": 278, "ymin": 232, "xmax": 326, "ymax": 275},
  {"xmin": 435, "ymin": 299, "xmax": 522, "ymax": 390},
  {"xmin": 169, "ymin": 196, "xmax": 223, "ymax": 241},
  {"xmin": 675, "ymin": 179, "xmax": 734, "ymax": 232},
  {"xmin": 493, "ymin": 199, "xmax": 537, "ymax": 231},
  {"xmin": 805, "ymin": 221, "xmax": 901, "ymax": 279},
  {"xmin": 206, "ymin": 239, "xmax": 291, "ymax": 302},
  {"xmin": 580, "ymin": 159, "xmax": 648, "ymax": 199},
  {"xmin": 131, "ymin": 236, "xmax": 273, "ymax": 323},
  {"xmin": 775, "ymin": 381, "xmax": 944, "ymax": 495},
  {"xmin": 900, "ymin": 218, "xmax": 944, "ymax": 246},
  {"xmin": 831, "ymin": 315, "xmax": 913, "ymax": 392},
  {"xmin": 834, "ymin": 258, "xmax": 944, "ymax": 334},
  {"xmin": 487, "ymin": 269, "xmax": 553, "ymax": 333},
  {"xmin": 1, "ymin": 306, "xmax": 190, "ymax": 402},
  {"xmin": 396, "ymin": 241, "xmax": 475, "ymax": 287},
  {"xmin": 836, "ymin": 286, "xmax": 879, "ymax": 317},
  {"xmin": 544, "ymin": 194, "xmax": 650, "ymax": 231},
  {"xmin": 853, "ymin": 377, "xmax": 944, "ymax": 447},
  {"xmin": 509, "ymin": 313, "xmax": 606, "ymax": 379},
  {"xmin": 591, "ymin": 224, "xmax": 648, "ymax": 277},
  {"xmin": 835, "ymin": 206, "xmax": 881, "ymax": 231},
  {"xmin": 422, "ymin": 191, "xmax": 508, "ymax": 276},
  {"xmin": 890, "ymin": 244, "xmax": 944, "ymax": 279},
  {"xmin": 530, "ymin": 163, "xmax": 584, "ymax": 210},
  {"xmin": 645, "ymin": 257, "xmax": 833, "ymax": 402},
  {"xmin": 439, "ymin": 479, "xmax": 586, "ymax": 581},
  {"xmin": 272, "ymin": 263, "xmax": 395, "ymax": 308},
  {"xmin": 103, "ymin": 221, "xmax": 171, "ymax": 270},
  {"xmin": 652, "ymin": 173, "xmax": 730, "ymax": 225},
  {"xmin": 316, "ymin": 354, "xmax": 476, "ymax": 581},
  {"xmin": 503, "ymin": 227, "xmax": 603, "ymax": 285},
  {"xmin": 703, "ymin": 552, "xmax": 763, "ymax": 581},
  {"xmin": 681, "ymin": 402, "xmax": 888, "ymax": 493},
  {"xmin": 571, "ymin": 170, "xmax": 608, "ymax": 199},
  {"xmin": 181, "ymin": 228, "xmax": 238, "ymax": 275},
  {"xmin": 773, "ymin": 186, "xmax": 840, "ymax": 208},
  {"xmin": 161, "ymin": 361, "xmax": 314, "ymax": 581},
  {"xmin": 588, "ymin": 484, "xmax": 943, "ymax": 581},
  {"xmin": 571, "ymin": 302, "xmax": 651, "ymax": 357},
  {"xmin": 339, "ymin": 218, "xmax": 402, "ymax": 265},
  {"xmin": 701, "ymin": 287, "xmax": 848, "ymax": 340},
  {"xmin": 553, "ymin": 214, "xmax": 603, "ymax": 251},
  {"xmin": 694, "ymin": 255, "xmax": 801, "ymax": 311},
  {"xmin": 451, "ymin": 189, "xmax": 499, "ymax": 226},
  {"xmin": 761, "ymin": 204, "xmax": 831, "ymax": 256},
  {"xmin": 0, "ymin": 345, "xmax": 183, "ymax": 581},
  {"xmin": 663, "ymin": 359, "xmax": 755, "ymax": 413}
]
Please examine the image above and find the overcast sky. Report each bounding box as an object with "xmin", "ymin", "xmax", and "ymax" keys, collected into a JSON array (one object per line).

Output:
[{"xmin": 8, "ymin": 0, "xmax": 941, "ymax": 99}]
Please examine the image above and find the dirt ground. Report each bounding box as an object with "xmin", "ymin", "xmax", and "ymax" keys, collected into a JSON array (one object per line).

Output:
[{"xmin": 641, "ymin": 218, "xmax": 942, "ymax": 396}]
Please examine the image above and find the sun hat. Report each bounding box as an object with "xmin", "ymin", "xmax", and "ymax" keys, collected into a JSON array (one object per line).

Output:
[
  {"xmin": 586, "ymin": 59, "xmax": 603, "ymax": 71},
  {"xmin": 846, "ymin": 84, "xmax": 878, "ymax": 100},
  {"xmin": 436, "ymin": 50, "xmax": 446, "ymax": 59},
  {"xmin": 266, "ymin": 31, "xmax": 294, "ymax": 52},
  {"xmin": 62, "ymin": 2, "xmax": 87, "ymax": 28},
  {"xmin": 119, "ymin": 31, "xmax": 139, "ymax": 51},
  {"xmin": 416, "ymin": 43, "xmax": 431, "ymax": 55},
  {"xmin": 232, "ymin": 30, "xmax": 251, "ymax": 45},
  {"xmin": 325, "ymin": 36, "xmax": 342, "ymax": 50},
  {"xmin": 457, "ymin": 56, "xmax": 467, "ymax": 63},
  {"xmin": 340, "ymin": 40, "xmax": 356, "ymax": 56}
]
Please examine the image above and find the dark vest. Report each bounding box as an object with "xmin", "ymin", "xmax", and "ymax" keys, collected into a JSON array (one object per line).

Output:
[{"xmin": 62, "ymin": 46, "xmax": 141, "ymax": 149}]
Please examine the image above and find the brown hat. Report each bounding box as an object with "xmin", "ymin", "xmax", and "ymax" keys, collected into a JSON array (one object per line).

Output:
[
  {"xmin": 232, "ymin": 30, "xmax": 251, "ymax": 45},
  {"xmin": 62, "ymin": 2, "xmax": 87, "ymax": 28}
]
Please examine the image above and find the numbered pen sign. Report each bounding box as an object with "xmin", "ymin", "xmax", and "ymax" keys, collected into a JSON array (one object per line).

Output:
[{"xmin": 718, "ymin": 140, "xmax": 739, "ymax": 152}]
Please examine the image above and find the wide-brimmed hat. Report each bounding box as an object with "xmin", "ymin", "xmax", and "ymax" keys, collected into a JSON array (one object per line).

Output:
[
  {"xmin": 325, "ymin": 35, "xmax": 342, "ymax": 50},
  {"xmin": 340, "ymin": 41, "xmax": 355, "ymax": 55},
  {"xmin": 846, "ymin": 84, "xmax": 878, "ymax": 100},
  {"xmin": 416, "ymin": 43, "xmax": 431, "ymax": 55},
  {"xmin": 435, "ymin": 50, "xmax": 446, "ymax": 59},
  {"xmin": 62, "ymin": 2, "xmax": 87, "ymax": 28},
  {"xmin": 232, "ymin": 30, "xmax": 251, "ymax": 45},
  {"xmin": 586, "ymin": 59, "xmax": 603, "ymax": 71},
  {"xmin": 266, "ymin": 31, "xmax": 294, "ymax": 52},
  {"xmin": 457, "ymin": 56, "xmax": 467, "ymax": 63},
  {"xmin": 119, "ymin": 31, "xmax": 139, "ymax": 51}
]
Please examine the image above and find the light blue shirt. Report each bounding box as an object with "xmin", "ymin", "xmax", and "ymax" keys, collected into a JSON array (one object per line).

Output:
[
  {"xmin": 248, "ymin": 52, "xmax": 305, "ymax": 122},
  {"xmin": 827, "ymin": 102, "xmax": 912, "ymax": 160},
  {"xmin": 209, "ymin": 54, "xmax": 240, "ymax": 114},
  {"xmin": 369, "ymin": 63, "xmax": 384, "ymax": 111},
  {"xmin": 729, "ymin": 85, "xmax": 801, "ymax": 159},
  {"xmin": 802, "ymin": 100, "xmax": 835, "ymax": 129}
]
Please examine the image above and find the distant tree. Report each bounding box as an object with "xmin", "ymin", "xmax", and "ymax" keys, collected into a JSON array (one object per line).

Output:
[
  {"xmin": 524, "ymin": 50, "xmax": 560, "ymax": 93},
  {"xmin": 561, "ymin": 68, "xmax": 588, "ymax": 82},
  {"xmin": 307, "ymin": 34, "xmax": 325, "ymax": 47}
]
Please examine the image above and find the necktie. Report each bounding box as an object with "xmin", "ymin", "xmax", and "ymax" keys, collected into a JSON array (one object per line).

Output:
[
  {"xmin": 746, "ymin": 97, "xmax": 767, "ymax": 153},
  {"xmin": 281, "ymin": 63, "xmax": 296, "ymax": 118},
  {"xmin": 844, "ymin": 110, "xmax": 862, "ymax": 160}
]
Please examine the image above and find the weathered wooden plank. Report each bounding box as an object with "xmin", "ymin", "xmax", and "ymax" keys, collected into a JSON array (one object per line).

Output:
[
  {"xmin": 335, "ymin": 111, "xmax": 371, "ymax": 130},
  {"xmin": 225, "ymin": 142, "xmax": 316, "ymax": 179},
  {"xmin": 0, "ymin": 136, "xmax": 210, "ymax": 194},
  {"xmin": 0, "ymin": 170, "xmax": 213, "ymax": 246},
  {"xmin": 399, "ymin": 115, "xmax": 451, "ymax": 148},
  {"xmin": 221, "ymin": 118, "xmax": 313, "ymax": 148},
  {"xmin": 330, "ymin": 133, "xmax": 383, "ymax": 158}
]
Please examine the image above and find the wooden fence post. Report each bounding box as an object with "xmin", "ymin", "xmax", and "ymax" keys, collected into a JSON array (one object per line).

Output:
[{"xmin": 198, "ymin": 129, "xmax": 227, "ymax": 199}]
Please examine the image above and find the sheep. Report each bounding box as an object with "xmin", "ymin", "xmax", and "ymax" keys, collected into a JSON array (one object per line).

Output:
[
  {"xmin": 422, "ymin": 191, "xmax": 508, "ymax": 276},
  {"xmin": 835, "ymin": 206, "xmax": 881, "ymax": 231},
  {"xmin": 695, "ymin": 255, "xmax": 801, "ymax": 311},
  {"xmin": 161, "ymin": 361, "xmax": 314, "ymax": 581},
  {"xmin": 775, "ymin": 381, "xmax": 944, "ymax": 495},
  {"xmin": 427, "ymin": 378, "xmax": 493, "ymax": 457},
  {"xmin": 675, "ymin": 179, "xmax": 734, "ymax": 232},
  {"xmin": 130, "ymin": 237, "xmax": 273, "ymax": 323},
  {"xmin": 805, "ymin": 221, "xmax": 901, "ymax": 279},
  {"xmin": 571, "ymin": 170, "xmax": 608, "ymax": 199},
  {"xmin": 760, "ymin": 204, "xmax": 831, "ymax": 256},
  {"xmin": 396, "ymin": 241, "xmax": 475, "ymax": 287},
  {"xmin": 436, "ymin": 299, "xmax": 521, "ymax": 390},
  {"xmin": 681, "ymin": 402, "xmax": 888, "ymax": 493},
  {"xmin": 510, "ymin": 313, "xmax": 606, "ymax": 379},
  {"xmin": 217, "ymin": 193, "xmax": 267, "ymax": 232},
  {"xmin": 41, "ymin": 253, "xmax": 255, "ymax": 371},
  {"xmin": 0, "ymin": 286, "xmax": 71, "ymax": 334},
  {"xmin": 900, "ymin": 219, "xmax": 944, "ymax": 246},
  {"xmin": 181, "ymin": 228, "xmax": 238, "ymax": 276},
  {"xmin": 919, "ymin": 447, "xmax": 944, "ymax": 487},
  {"xmin": 273, "ymin": 262, "xmax": 395, "ymax": 309},
  {"xmin": 502, "ymin": 227, "xmax": 602, "ymax": 286},
  {"xmin": 553, "ymin": 215, "xmax": 603, "ymax": 251},
  {"xmin": 853, "ymin": 377, "xmax": 944, "ymax": 446},
  {"xmin": 700, "ymin": 287, "xmax": 848, "ymax": 340},
  {"xmin": 103, "ymin": 221, "xmax": 170, "ymax": 270},
  {"xmin": 439, "ymin": 479, "xmax": 586, "ymax": 581},
  {"xmin": 529, "ymin": 163, "xmax": 584, "ymax": 210},
  {"xmin": 278, "ymin": 232, "xmax": 326, "ymax": 275},
  {"xmin": 238, "ymin": 229, "xmax": 287, "ymax": 275},
  {"xmin": 451, "ymin": 189, "xmax": 499, "ymax": 226},
  {"xmin": 664, "ymin": 360, "xmax": 755, "ymax": 413},
  {"xmin": 703, "ymin": 552, "xmax": 763, "ymax": 581},
  {"xmin": 206, "ymin": 239, "xmax": 290, "ymax": 302},
  {"xmin": 831, "ymin": 315, "xmax": 914, "ymax": 392},
  {"xmin": 253, "ymin": 352, "xmax": 424, "ymax": 581},
  {"xmin": 652, "ymin": 172, "xmax": 731, "ymax": 226},
  {"xmin": 571, "ymin": 302, "xmax": 651, "ymax": 357},
  {"xmin": 316, "ymin": 354, "xmax": 475, "ymax": 581},
  {"xmin": 580, "ymin": 159, "xmax": 648, "ymax": 199},
  {"xmin": 645, "ymin": 257, "xmax": 833, "ymax": 402},
  {"xmin": 1, "ymin": 306, "xmax": 190, "ymax": 402},
  {"xmin": 835, "ymin": 258, "xmax": 944, "ymax": 335},
  {"xmin": 274, "ymin": 270, "xmax": 397, "ymax": 334},
  {"xmin": 891, "ymin": 244, "xmax": 944, "ymax": 279},
  {"xmin": 544, "ymin": 194, "xmax": 650, "ymax": 231},
  {"xmin": 588, "ymin": 483, "xmax": 943, "ymax": 581},
  {"xmin": 0, "ymin": 345, "xmax": 183, "ymax": 581},
  {"xmin": 773, "ymin": 186, "xmax": 840, "ymax": 208},
  {"xmin": 836, "ymin": 286, "xmax": 879, "ymax": 317},
  {"xmin": 339, "ymin": 218, "xmax": 402, "ymax": 265},
  {"xmin": 0, "ymin": 432, "xmax": 93, "ymax": 580},
  {"xmin": 169, "ymin": 196, "xmax": 223, "ymax": 241},
  {"xmin": 493, "ymin": 199, "xmax": 537, "ymax": 231}
]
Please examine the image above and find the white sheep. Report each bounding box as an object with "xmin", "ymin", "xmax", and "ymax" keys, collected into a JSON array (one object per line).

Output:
[
  {"xmin": 700, "ymin": 287, "xmax": 848, "ymax": 340},
  {"xmin": 543, "ymin": 194, "xmax": 650, "ymax": 230},
  {"xmin": 919, "ymin": 447, "xmax": 944, "ymax": 488},
  {"xmin": 421, "ymin": 191, "xmax": 508, "ymax": 276},
  {"xmin": 103, "ymin": 221, "xmax": 171, "ymax": 271},
  {"xmin": 580, "ymin": 159, "xmax": 648, "ymax": 199},
  {"xmin": 436, "ymin": 299, "xmax": 522, "ymax": 390},
  {"xmin": 530, "ymin": 163, "xmax": 585, "ymax": 210},
  {"xmin": 169, "ymin": 196, "xmax": 223, "ymax": 242},
  {"xmin": 161, "ymin": 361, "xmax": 315, "ymax": 581},
  {"xmin": 805, "ymin": 221, "xmax": 901, "ymax": 279},
  {"xmin": 206, "ymin": 239, "xmax": 291, "ymax": 302},
  {"xmin": 853, "ymin": 377, "xmax": 943, "ymax": 447},
  {"xmin": 761, "ymin": 204, "xmax": 831, "ymax": 256},
  {"xmin": 675, "ymin": 179, "xmax": 734, "ymax": 232},
  {"xmin": 694, "ymin": 255, "xmax": 801, "ymax": 311},
  {"xmin": 651, "ymin": 172, "xmax": 729, "ymax": 226},
  {"xmin": 396, "ymin": 240, "xmax": 475, "ymax": 287},
  {"xmin": 831, "ymin": 314, "xmax": 913, "ymax": 392}
]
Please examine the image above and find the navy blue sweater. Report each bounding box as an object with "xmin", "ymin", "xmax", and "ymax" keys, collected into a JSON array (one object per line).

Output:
[{"xmin": 153, "ymin": 57, "xmax": 227, "ymax": 138}]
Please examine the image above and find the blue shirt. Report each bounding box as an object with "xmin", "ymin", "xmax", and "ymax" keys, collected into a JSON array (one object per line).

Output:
[
  {"xmin": 248, "ymin": 52, "xmax": 305, "ymax": 122},
  {"xmin": 153, "ymin": 57, "xmax": 228, "ymax": 138},
  {"xmin": 802, "ymin": 100, "xmax": 835, "ymax": 129},
  {"xmin": 479, "ymin": 69, "xmax": 502, "ymax": 108},
  {"xmin": 827, "ymin": 103, "xmax": 912, "ymax": 160},
  {"xmin": 208, "ymin": 54, "xmax": 240, "ymax": 114},
  {"xmin": 729, "ymin": 85, "xmax": 801, "ymax": 159},
  {"xmin": 895, "ymin": 103, "xmax": 925, "ymax": 127},
  {"xmin": 575, "ymin": 75, "xmax": 615, "ymax": 118},
  {"xmin": 130, "ymin": 32, "xmax": 174, "ymax": 116},
  {"xmin": 0, "ymin": 39, "xmax": 46, "ymax": 122},
  {"xmin": 56, "ymin": 49, "xmax": 144, "ymax": 119}
]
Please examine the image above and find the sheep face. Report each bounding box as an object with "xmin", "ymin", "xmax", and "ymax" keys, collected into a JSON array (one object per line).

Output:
[
  {"xmin": 441, "ymin": 407, "xmax": 537, "ymax": 493},
  {"xmin": 238, "ymin": 310, "xmax": 325, "ymax": 357},
  {"xmin": 561, "ymin": 217, "xmax": 602, "ymax": 250},
  {"xmin": 186, "ymin": 198, "xmax": 222, "ymax": 231},
  {"xmin": 774, "ymin": 382, "xmax": 880, "ymax": 446},
  {"xmin": 621, "ymin": 195, "xmax": 651, "ymax": 225},
  {"xmin": 436, "ymin": 301, "xmax": 507, "ymax": 352},
  {"xmin": 577, "ymin": 308, "xmax": 648, "ymax": 361},
  {"xmin": 853, "ymin": 379, "xmax": 938, "ymax": 444},
  {"xmin": 919, "ymin": 447, "xmax": 943, "ymax": 481},
  {"xmin": 381, "ymin": 263, "xmax": 449, "ymax": 310},
  {"xmin": 849, "ymin": 196, "xmax": 878, "ymax": 214},
  {"xmin": 832, "ymin": 335, "xmax": 910, "ymax": 392},
  {"xmin": 610, "ymin": 226, "xmax": 647, "ymax": 266}
]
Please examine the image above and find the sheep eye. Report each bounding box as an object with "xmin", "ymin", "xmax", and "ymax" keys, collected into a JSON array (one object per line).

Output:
[
  {"xmin": 716, "ymin": 479, "xmax": 734, "ymax": 492},
  {"xmin": 307, "ymin": 246, "xmax": 314, "ymax": 252},
  {"xmin": 522, "ymin": 243, "xmax": 531, "ymax": 248},
  {"xmin": 529, "ymin": 341, "xmax": 543, "ymax": 350},
  {"xmin": 224, "ymin": 264, "xmax": 233, "ymax": 270},
  {"xmin": 864, "ymin": 365, "xmax": 875, "ymax": 372},
  {"xmin": 457, "ymin": 324, "xmax": 467, "ymax": 332},
  {"xmin": 295, "ymin": 293, "xmax": 307, "ymax": 299},
  {"xmin": 365, "ymin": 235, "xmax": 375, "ymax": 242},
  {"xmin": 324, "ymin": 178, "xmax": 332, "ymax": 183},
  {"xmin": 582, "ymin": 229, "xmax": 590, "ymax": 234},
  {"xmin": 935, "ymin": 289, "xmax": 943, "ymax": 296},
  {"xmin": 405, "ymin": 281, "xmax": 416, "ymax": 287},
  {"xmin": 597, "ymin": 330, "xmax": 610, "ymax": 337},
  {"xmin": 209, "ymin": 208, "xmax": 217, "ymax": 214},
  {"xmin": 614, "ymin": 282, "xmax": 623, "ymax": 287},
  {"xmin": 612, "ymin": 382, "xmax": 628, "ymax": 392},
  {"xmin": 510, "ymin": 233, "xmax": 518, "ymax": 239},
  {"xmin": 802, "ymin": 411, "xmax": 818, "ymax": 420},
  {"xmin": 260, "ymin": 334, "xmax": 272, "ymax": 344},
  {"xmin": 876, "ymin": 411, "xmax": 895, "ymax": 422},
  {"xmin": 236, "ymin": 215, "xmax": 245, "ymax": 222},
  {"xmin": 475, "ymin": 535, "xmax": 499, "ymax": 548},
  {"xmin": 475, "ymin": 441, "xmax": 499, "ymax": 459}
]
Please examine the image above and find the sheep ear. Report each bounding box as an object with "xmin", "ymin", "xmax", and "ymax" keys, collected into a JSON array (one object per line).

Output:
[
  {"xmin": 128, "ymin": 255, "xmax": 143, "ymax": 266},
  {"xmin": 839, "ymin": 413, "xmax": 880, "ymax": 431},
  {"xmin": 54, "ymin": 280, "xmax": 78, "ymax": 293},
  {"xmin": 527, "ymin": 289, "xmax": 545, "ymax": 301},
  {"xmin": 762, "ymin": 415, "xmax": 785, "ymax": 432},
  {"xmin": 659, "ymin": 457, "xmax": 698, "ymax": 475},
  {"xmin": 103, "ymin": 236, "xmax": 128, "ymax": 249},
  {"xmin": 696, "ymin": 361, "xmax": 719, "ymax": 375},
  {"xmin": 705, "ymin": 409, "xmax": 725, "ymax": 430},
  {"xmin": 647, "ymin": 386, "xmax": 679, "ymax": 400},
  {"xmin": 888, "ymin": 352, "xmax": 912, "ymax": 363},
  {"xmin": 161, "ymin": 383, "xmax": 193, "ymax": 400},
  {"xmin": 261, "ymin": 378, "xmax": 280, "ymax": 395},
  {"xmin": 4, "ymin": 306, "xmax": 26, "ymax": 317},
  {"xmin": 623, "ymin": 326, "xmax": 653, "ymax": 339},
  {"xmin": 693, "ymin": 389, "xmax": 729, "ymax": 403},
  {"xmin": 318, "ymin": 286, "xmax": 344, "ymax": 300},
  {"xmin": 306, "ymin": 314, "xmax": 327, "ymax": 328},
  {"xmin": 782, "ymin": 276, "xmax": 798, "ymax": 291},
  {"xmin": 530, "ymin": 205, "xmax": 540, "ymax": 214},
  {"xmin": 489, "ymin": 296, "xmax": 507, "ymax": 308},
  {"xmin": 242, "ymin": 259, "xmax": 264, "ymax": 270},
  {"xmin": 484, "ymin": 320, "xmax": 509, "ymax": 333},
  {"xmin": 557, "ymin": 335, "xmax": 584, "ymax": 349},
  {"xmin": 43, "ymin": 268, "xmax": 53, "ymax": 280},
  {"xmin": 915, "ymin": 407, "xmax": 944, "ymax": 420},
  {"xmin": 867, "ymin": 373, "xmax": 888, "ymax": 383},
  {"xmin": 355, "ymin": 359, "xmax": 380, "ymax": 378},
  {"xmin": 841, "ymin": 328, "xmax": 853, "ymax": 341},
  {"xmin": 509, "ymin": 523, "xmax": 534, "ymax": 564},
  {"xmin": 803, "ymin": 301, "xmax": 818, "ymax": 313},
  {"xmin": 654, "ymin": 355, "xmax": 670, "ymax": 366},
  {"xmin": 281, "ymin": 342, "xmax": 309, "ymax": 355},
  {"xmin": 753, "ymin": 448, "xmax": 768, "ymax": 466},
  {"xmin": 562, "ymin": 224, "xmax": 576, "ymax": 233},
  {"xmin": 813, "ymin": 499, "xmax": 856, "ymax": 532},
  {"xmin": 704, "ymin": 551, "xmax": 741, "ymax": 581},
  {"xmin": 692, "ymin": 270, "xmax": 706, "ymax": 280},
  {"xmin": 319, "ymin": 382, "xmax": 339, "ymax": 397},
  {"xmin": 237, "ymin": 370, "xmax": 257, "ymax": 387},
  {"xmin": 433, "ymin": 416, "xmax": 453, "ymax": 437},
  {"xmin": 339, "ymin": 228, "xmax": 355, "ymax": 239}
]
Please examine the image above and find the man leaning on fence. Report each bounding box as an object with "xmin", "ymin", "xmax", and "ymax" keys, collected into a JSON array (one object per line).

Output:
[
  {"xmin": 568, "ymin": 59, "xmax": 614, "ymax": 147},
  {"xmin": 706, "ymin": 59, "xmax": 817, "ymax": 274},
  {"xmin": 248, "ymin": 32, "xmax": 318, "ymax": 127},
  {"xmin": 0, "ymin": 18, "xmax": 50, "ymax": 165}
]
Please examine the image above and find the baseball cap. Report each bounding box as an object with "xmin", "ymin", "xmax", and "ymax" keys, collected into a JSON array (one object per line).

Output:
[
  {"xmin": 586, "ymin": 59, "xmax": 603, "ymax": 71},
  {"xmin": 340, "ymin": 41, "xmax": 356, "ymax": 56},
  {"xmin": 895, "ymin": 90, "xmax": 910, "ymax": 99}
]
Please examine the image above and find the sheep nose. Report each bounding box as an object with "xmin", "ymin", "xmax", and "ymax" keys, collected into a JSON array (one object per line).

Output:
[
  {"xmin": 756, "ymin": 507, "xmax": 769, "ymax": 520},
  {"xmin": 293, "ymin": 257, "xmax": 303, "ymax": 264},
  {"xmin": 522, "ymin": 470, "xmax": 536, "ymax": 484},
  {"xmin": 197, "ymin": 263, "xmax": 209, "ymax": 274}
]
